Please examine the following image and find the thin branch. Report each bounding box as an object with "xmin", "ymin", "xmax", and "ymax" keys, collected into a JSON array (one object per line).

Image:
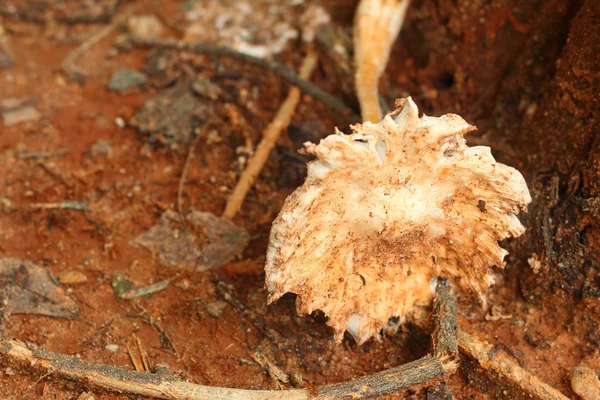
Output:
[
  {"xmin": 0, "ymin": 338, "xmax": 307, "ymax": 400},
  {"xmin": 222, "ymin": 51, "xmax": 318, "ymax": 219},
  {"xmin": 127, "ymin": 36, "xmax": 359, "ymax": 123},
  {"xmin": 315, "ymin": 355, "xmax": 455, "ymax": 400},
  {"xmin": 177, "ymin": 130, "xmax": 203, "ymax": 230},
  {"xmin": 0, "ymin": 281, "xmax": 460, "ymax": 400},
  {"xmin": 62, "ymin": 6, "xmax": 137, "ymax": 82},
  {"xmin": 0, "ymin": 337, "xmax": 458, "ymax": 400},
  {"xmin": 457, "ymin": 331, "xmax": 570, "ymax": 400},
  {"xmin": 433, "ymin": 278, "xmax": 457, "ymax": 358},
  {"xmin": 29, "ymin": 200, "xmax": 91, "ymax": 211}
]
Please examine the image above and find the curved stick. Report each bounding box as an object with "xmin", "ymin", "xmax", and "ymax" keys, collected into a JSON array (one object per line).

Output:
[
  {"xmin": 457, "ymin": 331, "xmax": 570, "ymax": 400},
  {"xmin": 223, "ymin": 51, "xmax": 318, "ymax": 219},
  {"xmin": 0, "ymin": 281, "xmax": 457, "ymax": 399},
  {"xmin": 128, "ymin": 36, "xmax": 359, "ymax": 123},
  {"xmin": 0, "ymin": 338, "xmax": 307, "ymax": 400}
]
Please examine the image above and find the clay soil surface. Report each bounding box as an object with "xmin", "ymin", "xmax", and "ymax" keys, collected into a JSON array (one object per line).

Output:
[{"xmin": 1, "ymin": 0, "xmax": 599, "ymax": 399}]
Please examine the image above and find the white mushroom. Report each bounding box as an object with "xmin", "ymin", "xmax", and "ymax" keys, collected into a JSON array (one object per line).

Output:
[
  {"xmin": 265, "ymin": 98, "xmax": 531, "ymax": 344},
  {"xmin": 354, "ymin": 0, "xmax": 411, "ymax": 122}
]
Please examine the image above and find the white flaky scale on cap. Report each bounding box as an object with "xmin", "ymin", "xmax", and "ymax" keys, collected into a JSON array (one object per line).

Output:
[{"xmin": 265, "ymin": 98, "xmax": 531, "ymax": 345}]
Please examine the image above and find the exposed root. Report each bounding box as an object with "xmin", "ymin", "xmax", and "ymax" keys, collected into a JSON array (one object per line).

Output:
[
  {"xmin": 458, "ymin": 331, "xmax": 570, "ymax": 400},
  {"xmin": 0, "ymin": 277, "xmax": 458, "ymax": 399},
  {"xmin": 0, "ymin": 338, "xmax": 307, "ymax": 400}
]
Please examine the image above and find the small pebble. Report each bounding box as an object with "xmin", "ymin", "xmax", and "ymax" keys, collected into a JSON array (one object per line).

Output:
[
  {"xmin": 107, "ymin": 68, "xmax": 148, "ymax": 93},
  {"xmin": 105, "ymin": 344, "xmax": 119, "ymax": 352},
  {"xmin": 127, "ymin": 15, "xmax": 164, "ymax": 39},
  {"xmin": 204, "ymin": 300, "xmax": 228, "ymax": 318},
  {"xmin": 1, "ymin": 102, "xmax": 40, "ymax": 127},
  {"xmin": 571, "ymin": 366, "xmax": 600, "ymax": 400},
  {"xmin": 55, "ymin": 270, "xmax": 88, "ymax": 285}
]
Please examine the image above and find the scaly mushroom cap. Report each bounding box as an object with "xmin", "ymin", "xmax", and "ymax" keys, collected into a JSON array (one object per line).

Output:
[{"xmin": 265, "ymin": 98, "xmax": 531, "ymax": 344}]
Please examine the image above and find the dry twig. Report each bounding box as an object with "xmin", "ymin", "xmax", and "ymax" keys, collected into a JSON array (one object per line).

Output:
[
  {"xmin": 18, "ymin": 150, "xmax": 69, "ymax": 160},
  {"xmin": 1, "ymin": 338, "xmax": 452, "ymax": 399},
  {"xmin": 0, "ymin": 338, "xmax": 306, "ymax": 400},
  {"xmin": 29, "ymin": 201, "xmax": 91, "ymax": 211},
  {"xmin": 177, "ymin": 130, "xmax": 204, "ymax": 231},
  {"xmin": 62, "ymin": 7, "xmax": 136, "ymax": 82},
  {"xmin": 457, "ymin": 331, "xmax": 570, "ymax": 400},
  {"xmin": 222, "ymin": 51, "xmax": 318, "ymax": 219},
  {"xmin": 316, "ymin": 355, "xmax": 451, "ymax": 399},
  {"xmin": 120, "ymin": 279, "xmax": 171, "ymax": 300},
  {"xmin": 0, "ymin": 279, "xmax": 458, "ymax": 399},
  {"xmin": 127, "ymin": 343, "xmax": 144, "ymax": 373},
  {"xmin": 128, "ymin": 36, "xmax": 358, "ymax": 122},
  {"xmin": 433, "ymin": 278, "xmax": 458, "ymax": 358}
]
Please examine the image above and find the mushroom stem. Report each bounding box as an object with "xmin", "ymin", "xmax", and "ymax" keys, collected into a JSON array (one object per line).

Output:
[{"xmin": 354, "ymin": 0, "xmax": 410, "ymax": 122}]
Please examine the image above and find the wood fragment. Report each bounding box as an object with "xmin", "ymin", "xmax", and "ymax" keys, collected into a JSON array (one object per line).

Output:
[
  {"xmin": 129, "ymin": 36, "xmax": 358, "ymax": 122},
  {"xmin": 2, "ymin": 104, "xmax": 41, "ymax": 126},
  {"xmin": 222, "ymin": 51, "xmax": 318, "ymax": 219},
  {"xmin": 0, "ymin": 339, "xmax": 455, "ymax": 400},
  {"xmin": 134, "ymin": 333, "xmax": 153, "ymax": 373},
  {"xmin": 127, "ymin": 344, "xmax": 144, "ymax": 372},
  {"xmin": 120, "ymin": 279, "xmax": 171, "ymax": 300},
  {"xmin": 316, "ymin": 356, "xmax": 455, "ymax": 399},
  {"xmin": 251, "ymin": 351, "xmax": 289, "ymax": 384},
  {"xmin": 457, "ymin": 331, "xmax": 570, "ymax": 400},
  {"xmin": 0, "ymin": 338, "xmax": 308, "ymax": 400},
  {"xmin": 18, "ymin": 150, "xmax": 69, "ymax": 160},
  {"xmin": 37, "ymin": 162, "xmax": 74, "ymax": 189},
  {"xmin": 433, "ymin": 278, "xmax": 457, "ymax": 358},
  {"xmin": 29, "ymin": 201, "xmax": 91, "ymax": 211},
  {"xmin": 0, "ymin": 278, "xmax": 462, "ymax": 400}
]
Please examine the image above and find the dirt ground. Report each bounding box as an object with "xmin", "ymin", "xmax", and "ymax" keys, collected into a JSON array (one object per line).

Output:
[{"xmin": 1, "ymin": 0, "xmax": 599, "ymax": 399}]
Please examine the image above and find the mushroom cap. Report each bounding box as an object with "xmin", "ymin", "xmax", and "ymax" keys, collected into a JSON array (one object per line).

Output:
[{"xmin": 265, "ymin": 98, "xmax": 531, "ymax": 344}]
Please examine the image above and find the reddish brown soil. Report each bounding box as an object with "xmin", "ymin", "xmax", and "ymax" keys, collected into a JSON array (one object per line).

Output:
[{"xmin": 1, "ymin": 0, "xmax": 599, "ymax": 399}]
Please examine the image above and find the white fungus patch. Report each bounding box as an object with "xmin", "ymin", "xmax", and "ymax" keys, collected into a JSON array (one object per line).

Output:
[{"xmin": 265, "ymin": 98, "xmax": 531, "ymax": 344}]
